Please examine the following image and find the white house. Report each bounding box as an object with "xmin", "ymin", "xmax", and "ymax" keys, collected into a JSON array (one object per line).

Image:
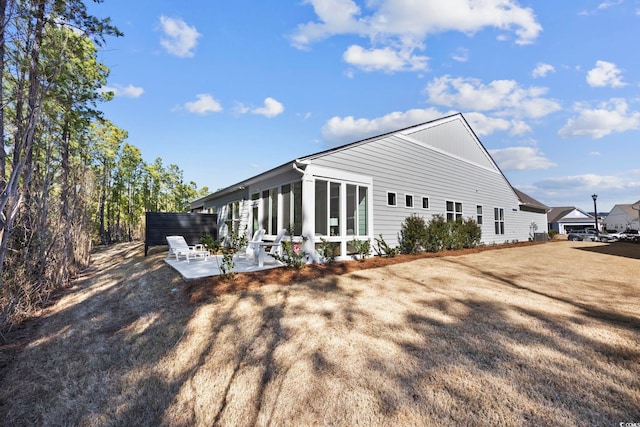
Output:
[
  {"xmin": 190, "ymin": 113, "xmax": 548, "ymax": 260},
  {"xmin": 603, "ymin": 201, "xmax": 640, "ymax": 231},
  {"xmin": 547, "ymin": 207, "xmax": 597, "ymax": 234}
]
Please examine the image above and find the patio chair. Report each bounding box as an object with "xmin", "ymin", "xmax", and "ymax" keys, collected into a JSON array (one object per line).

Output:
[
  {"xmin": 256, "ymin": 228, "xmax": 288, "ymax": 267},
  {"xmin": 166, "ymin": 235, "xmax": 209, "ymax": 263},
  {"xmin": 236, "ymin": 228, "xmax": 266, "ymax": 261}
]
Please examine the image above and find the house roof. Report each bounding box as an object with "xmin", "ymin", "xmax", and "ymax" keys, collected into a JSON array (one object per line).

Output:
[
  {"xmin": 609, "ymin": 200, "xmax": 640, "ymax": 217},
  {"xmin": 190, "ymin": 113, "xmax": 542, "ymax": 211},
  {"xmin": 512, "ymin": 188, "xmax": 549, "ymax": 213},
  {"xmin": 547, "ymin": 206, "xmax": 594, "ymax": 223}
]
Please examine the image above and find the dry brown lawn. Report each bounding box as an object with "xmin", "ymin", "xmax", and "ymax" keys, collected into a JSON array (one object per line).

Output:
[{"xmin": 0, "ymin": 240, "xmax": 639, "ymax": 426}]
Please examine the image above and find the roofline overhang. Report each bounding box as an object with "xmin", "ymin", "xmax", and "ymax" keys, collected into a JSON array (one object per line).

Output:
[{"xmin": 190, "ymin": 159, "xmax": 309, "ymax": 208}]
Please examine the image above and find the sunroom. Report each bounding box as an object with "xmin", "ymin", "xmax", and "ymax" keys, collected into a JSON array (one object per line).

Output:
[{"xmin": 238, "ymin": 163, "xmax": 373, "ymax": 261}]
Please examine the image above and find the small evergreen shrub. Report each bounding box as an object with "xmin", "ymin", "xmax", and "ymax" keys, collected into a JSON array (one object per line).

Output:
[
  {"xmin": 424, "ymin": 214, "xmax": 449, "ymax": 252},
  {"xmin": 272, "ymin": 226, "xmax": 307, "ymax": 269},
  {"xmin": 318, "ymin": 238, "xmax": 340, "ymax": 263},
  {"xmin": 548, "ymin": 230, "xmax": 558, "ymax": 240},
  {"xmin": 399, "ymin": 214, "xmax": 428, "ymax": 254},
  {"xmin": 374, "ymin": 234, "xmax": 399, "ymax": 257},
  {"xmin": 350, "ymin": 238, "xmax": 371, "ymax": 261}
]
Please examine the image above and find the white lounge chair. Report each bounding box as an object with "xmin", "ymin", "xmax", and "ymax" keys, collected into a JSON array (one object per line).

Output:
[
  {"xmin": 236, "ymin": 228, "xmax": 266, "ymax": 261},
  {"xmin": 166, "ymin": 236, "xmax": 209, "ymax": 263},
  {"xmin": 256, "ymin": 229, "xmax": 288, "ymax": 267}
]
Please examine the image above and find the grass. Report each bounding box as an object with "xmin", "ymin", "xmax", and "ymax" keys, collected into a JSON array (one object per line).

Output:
[{"xmin": 0, "ymin": 240, "xmax": 639, "ymax": 426}]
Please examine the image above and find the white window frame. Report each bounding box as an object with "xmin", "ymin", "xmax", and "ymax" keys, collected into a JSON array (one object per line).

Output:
[
  {"xmin": 387, "ymin": 192, "xmax": 397, "ymax": 207},
  {"xmin": 446, "ymin": 200, "xmax": 463, "ymax": 221},
  {"xmin": 494, "ymin": 207, "xmax": 505, "ymax": 235},
  {"xmin": 405, "ymin": 194, "xmax": 414, "ymax": 208},
  {"xmin": 476, "ymin": 205, "xmax": 483, "ymax": 225},
  {"xmin": 421, "ymin": 197, "xmax": 429, "ymax": 209}
]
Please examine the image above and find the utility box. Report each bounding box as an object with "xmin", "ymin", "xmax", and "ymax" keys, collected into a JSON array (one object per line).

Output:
[{"xmin": 534, "ymin": 232, "xmax": 548, "ymax": 242}]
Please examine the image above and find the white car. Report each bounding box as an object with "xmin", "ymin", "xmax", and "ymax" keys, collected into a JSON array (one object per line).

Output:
[{"xmin": 598, "ymin": 232, "xmax": 620, "ymax": 242}]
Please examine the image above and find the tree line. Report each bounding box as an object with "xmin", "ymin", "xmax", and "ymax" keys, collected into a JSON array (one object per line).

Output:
[{"xmin": 0, "ymin": 0, "xmax": 207, "ymax": 331}]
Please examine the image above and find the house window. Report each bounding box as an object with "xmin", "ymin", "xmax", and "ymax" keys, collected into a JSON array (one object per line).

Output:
[
  {"xmin": 261, "ymin": 190, "xmax": 269, "ymax": 231},
  {"xmin": 494, "ymin": 208, "xmax": 505, "ymax": 235},
  {"xmin": 446, "ymin": 201, "xmax": 462, "ymax": 221},
  {"xmin": 226, "ymin": 201, "xmax": 240, "ymax": 234},
  {"xmin": 347, "ymin": 184, "xmax": 368, "ymax": 236},
  {"xmin": 269, "ymin": 188, "xmax": 278, "ymax": 234},
  {"xmin": 281, "ymin": 184, "xmax": 291, "ymax": 232},
  {"xmin": 422, "ymin": 197, "xmax": 429, "ymax": 209},
  {"xmin": 315, "ymin": 180, "xmax": 328, "ymax": 235},
  {"xmin": 251, "ymin": 193, "xmax": 259, "ymax": 234},
  {"xmin": 405, "ymin": 194, "xmax": 413, "ymax": 208},
  {"xmin": 292, "ymin": 181, "xmax": 302, "ymax": 235},
  {"xmin": 476, "ymin": 205, "xmax": 483, "ymax": 225},
  {"xmin": 387, "ymin": 192, "xmax": 397, "ymax": 206},
  {"xmin": 278, "ymin": 182, "xmax": 303, "ymax": 235},
  {"xmin": 330, "ymin": 182, "xmax": 341, "ymax": 236}
]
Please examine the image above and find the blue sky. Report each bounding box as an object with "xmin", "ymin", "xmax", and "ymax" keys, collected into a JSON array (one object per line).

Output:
[{"xmin": 89, "ymin": 0, "xmax": 640, "ymax": 212}]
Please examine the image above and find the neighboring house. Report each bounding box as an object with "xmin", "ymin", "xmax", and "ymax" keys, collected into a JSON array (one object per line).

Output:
[
  {"xmin": 603, "ymin": 200, "xmax": 640, "ymax": 231},
  {"xmin": 190, "ymin": 113, "xmax": 549, "ymax": 260},
  {"xmin": 547, "ymin": 207, "xmax": 597, "ymax": 234}
]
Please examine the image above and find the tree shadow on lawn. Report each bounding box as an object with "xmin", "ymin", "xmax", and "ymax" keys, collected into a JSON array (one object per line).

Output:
[
  {"xmin": 574, "ymin": 242, "xmax": 640, "ymax": 260},
  {"xmin": 374, "ymin": 264, "xmax": 640, "ymax": 424},
  {"xmin": 2, "ymin": 242, "xmax": 639, "ymax": 426}
]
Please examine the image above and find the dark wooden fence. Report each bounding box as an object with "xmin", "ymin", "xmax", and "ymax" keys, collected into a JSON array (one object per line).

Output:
[{"xmin": 145, "ymin": 212, "xmax": 218, "ymax": 256}]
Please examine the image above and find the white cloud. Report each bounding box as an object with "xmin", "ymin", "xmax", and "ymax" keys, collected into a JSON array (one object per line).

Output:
[
  {"xmin": 183, "ymin": 94, "xmax": 222, "ymax": 114},
  {"xmin": 159, "ymin": 16, "xmax": 201, "ymax": 58},
  {"xmin": 292, "ymin": 0, "xmax": 541, "ymax": 48},
  {"xmin": 464, "ymin": 112, "xmax": 532, "ymax": 136},
  {"xmin": 586, "ymin": 60, "xmax": 626, "ymax": 88},
  {"xmin": 291, "ymin": 0, "xmax": 541, "ymax": 73},
  {"xmin": 488, "ymin": 146, "xmax": 556, "ymax": 171},
  {"xmin": 342, "ymin": 45, "xmax": 428, "ymax": 72},
  {"xmin": 451, "ymin": 47, "xmax": 469, "ymax": 63},
  {"xmin": 532, "ymin": 63, "xmax": 555, "ymax": 78},
  {"xmin": 425, "ymin": 75, "xmax": 561, "ymax": 118},
  {"xmin": 558, "ymin": 98, "xmax": 640, "ymax": 139},
  {"xmin": 233, "ymin": 102, "xmax": 250, "ymax": 115},
  {"xmin": 252, "ymin": 97, "xmax": 284, "ymax": 118},
  {"xmin": 598, "ymin": 0, "xmax": 623, "ymax": 10},
  {"xmin": 321, "ymin": 107, "xmax": 453, "ymax": 145},
  {"xmin": 535, "ymin": 174, "xmax": 628, "ymax": 191},
  {"xmin": 101, "ymin": 84, "xmax": 144, "ymax": 98}
]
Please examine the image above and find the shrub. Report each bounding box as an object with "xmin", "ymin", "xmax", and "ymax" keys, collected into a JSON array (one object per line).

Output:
[
  {"xmin": 548, "ymin": 230, "xmax": 558, "ymax": 240},
  {"xmin": 399, "ymin": 214, "xmax": 428, "ymax": 254},
  {"xmin": 318, "ymin": 238, "xmax": 340, "ymax": 263},
  {"xmin": 374, "ymin": 234, "xmax": 400, "ymax": 257},
  {"xmin": 457, "ymin": 217, "xmax": 482, "ymax": 249},
  {"xmin": 272, "ymin": 227, "xmax": 307, "ymax": 269},
  {"xmin": 424, "ymin": 214, "xmax": 449, "ymax": 252},
  {"xmin": 420, "ymin": 215, "xmax": 482, "ymax": 253},
  {"xmin": 350, "ymin": 238, "xmax": 371, "ymax": 261}
]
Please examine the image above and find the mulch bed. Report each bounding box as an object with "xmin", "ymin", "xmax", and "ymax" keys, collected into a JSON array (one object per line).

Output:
[{"xmin": 184, "ymin": 241, "xmax": 543, "ymax": 303}]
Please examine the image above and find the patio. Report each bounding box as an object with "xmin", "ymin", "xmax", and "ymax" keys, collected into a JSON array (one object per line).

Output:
[{"xmin": 164, "ymin": 253, "xmax": 283, "ymax": 279}]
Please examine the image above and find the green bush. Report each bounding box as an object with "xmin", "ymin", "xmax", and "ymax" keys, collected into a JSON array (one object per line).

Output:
[
  {"xmin": 399, "ymin": 214, "xmax": 428, "ymax": 254},
  {"xmin": 548, "ymin": 230, "xmax": 558, "ymax": 240},
  {"xmin": 318, "ymin": 238, "xmax": 340, "ymax": 263},
  {"xmin": 400, "ymin": 214, "xmax": 482, "ymax": 254},
  {"xmin": 374, "ymin": 234, "xmax": 400, "ymax": 257},
  {"xmin": 424, "ymin": 214, "xmax": 449, "ymax": 252},
  {"xmin": 350, "ymin": 238, "xmax": 371, "ymax": 261},
  {"xmin": 457, "ymin": 217, "xmax": 482, "ymax": 249}
]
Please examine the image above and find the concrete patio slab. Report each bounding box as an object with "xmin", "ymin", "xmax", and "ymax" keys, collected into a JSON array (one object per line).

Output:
[{"xmin": 164, "ymin": 254, "xmax": 283, "ymax": 280}]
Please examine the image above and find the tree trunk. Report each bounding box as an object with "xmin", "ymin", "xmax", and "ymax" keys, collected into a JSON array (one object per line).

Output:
[{"xmin": 0, "ymin": 0, "xmax": 47, "ymax": 283}]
